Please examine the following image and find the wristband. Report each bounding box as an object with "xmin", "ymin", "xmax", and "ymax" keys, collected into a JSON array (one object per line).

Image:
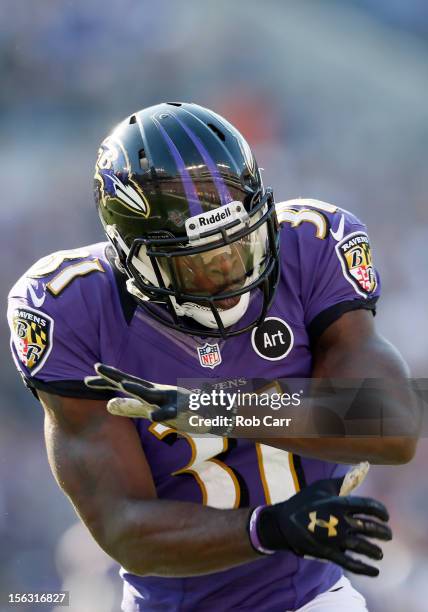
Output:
[{"xmin": 247, "ymin": 506, "xmax": 276, "ymax": 555}]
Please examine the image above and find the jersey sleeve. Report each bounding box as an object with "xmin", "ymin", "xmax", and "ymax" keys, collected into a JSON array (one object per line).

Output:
[
  {"xmin": 278, "ymin": 199, "xmax": 380, "ymax": 343},
  {"xmin": 7, "ymin": 247, "xmax": 116, "ymax": 400}
]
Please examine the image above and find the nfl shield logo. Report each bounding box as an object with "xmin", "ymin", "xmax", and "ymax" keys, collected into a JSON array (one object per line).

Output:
[{"xmin": 197, "ymin": 343, "xmax": 222, "ymax": 369}]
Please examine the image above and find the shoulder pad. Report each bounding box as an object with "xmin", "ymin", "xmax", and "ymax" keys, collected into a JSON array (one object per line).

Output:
[
  {"xmin": 276, "ymin": 198, "xmax": 359, "ymax": 241},
  {"xmin": 277, "ymin": 198, "xmax": 339, "ymax": 213},
  {"xmin": 7, "ymin": 243, "xmax": 116, "ymax": 383},
  {"xmin": 26, "ymin": 245, "xmax": 106, "ymax": 287},
  {"xmin": 9, "ymin": 243, "xmax": 110, "ymax": 304}
]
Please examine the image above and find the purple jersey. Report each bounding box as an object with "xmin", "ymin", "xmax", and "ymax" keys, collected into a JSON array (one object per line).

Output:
[{"xmin": 8, "ymin": 200, "xmax": 380, "ymax": 611}]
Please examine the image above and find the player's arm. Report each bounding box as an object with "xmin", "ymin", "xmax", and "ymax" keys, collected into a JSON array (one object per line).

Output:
[
  {"xmin": 39, "ymin": 391, "xmax": 392, "ymax": 577},
  {"xmin": 259, "ymin": 309, "xmax": 418, "ymax": 464},
  {"xmin": 257, "ymin": 202, "xmax": 418, "ymax": 463},
  {"xmin": 39, "ymin": 391, "xmax": 259, "ymax": 577}
]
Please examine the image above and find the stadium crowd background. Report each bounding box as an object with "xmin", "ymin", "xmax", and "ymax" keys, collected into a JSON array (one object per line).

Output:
[{"xmin": 1, "ymin": 1, "xmax": 427, "ymax": 610}]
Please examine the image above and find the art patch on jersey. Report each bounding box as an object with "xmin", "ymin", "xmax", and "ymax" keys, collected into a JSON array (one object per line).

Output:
[
  {"xmin": 197, "ymin": 343, "xmax": 222, "ymax": 369},
  {"xmin": 251, "ymin": 317, "xmax": 294, "ymax": 361},
  {"xmin": 335, "ymin": 231, "xmax": 377, "ymax": 297},
  {"xmin": 11, "ymin": 307, "xmax": 53, "ymax": 375}
]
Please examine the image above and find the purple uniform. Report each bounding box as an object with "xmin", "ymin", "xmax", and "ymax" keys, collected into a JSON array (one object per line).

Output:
[{"xmin": 8, "ymin": 200, "xmax": 380, "ymax": 611}]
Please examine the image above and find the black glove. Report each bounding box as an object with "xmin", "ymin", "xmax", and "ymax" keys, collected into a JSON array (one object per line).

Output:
[
  {"xmin": 84, "ymin": 363, "xmax": 235, "ymax": 434},
  {"xmin": 247, "ymin": 478, "xmax": 392, "ymax": 577},
  {"xmin": 84, "ymin": 363, "xmax": 211, "ymax": 432}
]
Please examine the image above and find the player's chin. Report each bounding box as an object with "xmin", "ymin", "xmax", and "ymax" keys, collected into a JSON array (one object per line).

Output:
[{"xmin": 214, "ymin": 296, "xmax": 241, "ymax": 310}]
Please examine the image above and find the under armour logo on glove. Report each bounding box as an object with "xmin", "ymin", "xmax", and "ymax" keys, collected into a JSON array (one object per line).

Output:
[{"xmin": 307, "ymin": 511, "xmax": 339, "ymax": 537}]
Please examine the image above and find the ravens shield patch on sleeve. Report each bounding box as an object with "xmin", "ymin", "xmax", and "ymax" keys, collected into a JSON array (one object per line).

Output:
[
  {"xmin": 335, "ymin": 231, "xmax": 377, "ymax": 296},
  {"xmin": 11, "ymin": 307, "xmax": 54, "ymax": 375}
]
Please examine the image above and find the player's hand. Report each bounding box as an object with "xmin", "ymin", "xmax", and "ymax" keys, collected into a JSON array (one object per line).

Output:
[
  {"xmin": 248, "ymin": 475, "xmax": 391, "ymax": 577},
  {"xmin": 84, "ymin": 363, "xmax": 204, "ymax": 432}
]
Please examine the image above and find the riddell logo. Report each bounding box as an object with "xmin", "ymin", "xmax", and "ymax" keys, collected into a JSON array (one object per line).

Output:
[
  {"xmin": 199, "ymin": 208, "xmax": 232, "ymax": 227},
  {"xmin": 186, "ymin": 202, "xmax": 245, "ymax": 238}
]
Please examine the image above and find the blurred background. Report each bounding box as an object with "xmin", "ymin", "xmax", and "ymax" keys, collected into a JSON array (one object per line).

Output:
[{"xmin": 1, "ymin": 0, "xmax": 427, "ymax": 610}]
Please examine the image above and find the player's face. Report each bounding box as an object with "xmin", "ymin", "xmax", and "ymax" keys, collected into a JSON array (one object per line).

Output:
[
  {"xmin": 168, "ymin": 225, "xmax": 269, "ymax": 310},
  {"xmin": 173, "ymin": 244, "xmax": 245, "ymax": 309}
]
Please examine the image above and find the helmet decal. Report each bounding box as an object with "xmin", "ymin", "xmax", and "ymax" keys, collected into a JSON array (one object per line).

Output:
[
  {"xmin": 97, "ymin": 138, "xmax": 119, "ymax": 169},
  {"xmin": 104, "ymin": 173, "xmax": 150, "ymax": 217},
  {"xmin": 95, "ymin": 137, "xmax": 150, "ymax": 218},
  {"xmin": 167, "ymin": 209, "xmax": 187, "ymax": 227}
]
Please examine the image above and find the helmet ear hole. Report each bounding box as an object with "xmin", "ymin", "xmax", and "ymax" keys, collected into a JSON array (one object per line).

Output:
[
  {"xmin": 139, "ymin": 149, "xmax": 149, "ymax": 171},
  {"xmin": 129, "ymin": 114, "xmax": 137, "ymax": 125},
  {"xmin": 207, "ymin": 123, "xmax": 225, "ymax": 142}
]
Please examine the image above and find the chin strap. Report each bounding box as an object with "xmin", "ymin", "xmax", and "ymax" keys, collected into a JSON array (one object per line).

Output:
[
  {"xmin": 176, "ymin": 295, "xmax": 250, "ymax": 329},
  {"xmin": 126, "ymin": 277, "xmax": 250, "ymax": 330}
]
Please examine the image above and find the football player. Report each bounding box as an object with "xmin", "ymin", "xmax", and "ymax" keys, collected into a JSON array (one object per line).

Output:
[{"xmin": 8, "ymin": 103, "xmax": 416, "ymax": 611}]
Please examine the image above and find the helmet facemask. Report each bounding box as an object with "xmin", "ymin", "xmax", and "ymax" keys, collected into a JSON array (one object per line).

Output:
[{"xmin": 118, "ymin": 189, "xmax": 280, "ymax": 338}]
